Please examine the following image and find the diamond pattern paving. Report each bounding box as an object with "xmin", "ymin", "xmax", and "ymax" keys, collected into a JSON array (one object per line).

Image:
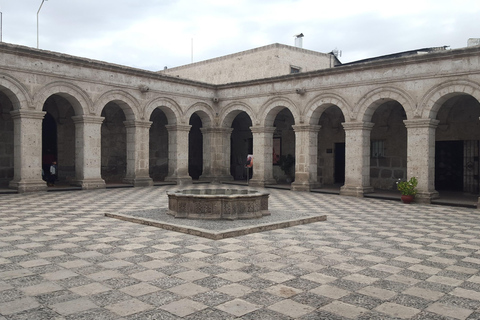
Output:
[{"xmin": 1, "ymin": 185, "xmax": 480, "ymax": 319}]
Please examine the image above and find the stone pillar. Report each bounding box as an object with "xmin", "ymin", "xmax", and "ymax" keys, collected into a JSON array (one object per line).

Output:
[
  {"xmin": 9, "ymin": 110, "xmax": 47, "ymax": 192},
  {"xmin": 249, "ymin": 126, "xmax": 276, "ymax": 187},
  {"xmin": 71, "ymin": 115, "xmax": 106, "ymax": 189},
  {"xmin": 291, "ymin": 125, "xmax": 321, "ymax": 191},
  {"xmin": 404, "ymin": 119, "xmax": 440, "ymax": 203},
  {"xmin": 165, "ymin": 124, "xmax": 193, "ymax": 185},
  {"xmin": 340, "ymin": 121, "xmax": 375, "ymax": 197},
  {"xmin": 123, "ymin": 120, "xmax": 153, "ymax": 187},
  {"xmin": 200, "ymin": 127, "xmax": 234, "ymax": 182}
]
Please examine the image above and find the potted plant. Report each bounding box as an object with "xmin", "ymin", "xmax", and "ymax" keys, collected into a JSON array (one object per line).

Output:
[
  {"xmin": 396, "ymin": 177, "xmax": 418, "ymax": 204},
  {"xmin": 278, "ymin": 154, "xmax": 295, "ymax": 183}
]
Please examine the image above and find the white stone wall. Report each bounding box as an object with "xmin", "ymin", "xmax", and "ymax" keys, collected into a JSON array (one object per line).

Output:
[{"xmin": 163, "ymin": 43, "xmax": 336, "ymax": 84}]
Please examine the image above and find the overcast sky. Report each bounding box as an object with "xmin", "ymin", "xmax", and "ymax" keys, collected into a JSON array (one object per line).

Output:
[{"xmin": 1, "ymin": 0, "xmax": 479, "ymax": 71}]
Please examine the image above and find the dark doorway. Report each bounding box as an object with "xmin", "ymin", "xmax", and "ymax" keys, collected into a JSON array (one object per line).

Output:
[
  {"xmin": 435, "ymin": 141, "xmax": 463, "ymax": 191},
  {"xmin": 42, "ymin": 112, "xmax": 57, "ymax": 177},
  {"xmin": 230, "ymin": 112, "xmax": 252, "ymax": 180},
  {"xmin": 188, "ymin": 113, "xmax": 203, "ymax": 180},
  {"xmin": 334, "ymin": 143, "xmax": 345, "ymax": 184}
]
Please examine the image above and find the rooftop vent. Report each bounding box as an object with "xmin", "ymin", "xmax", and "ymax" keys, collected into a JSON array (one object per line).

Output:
[{"xmin": 294, "ymin": 33, "xmax": 304, "ymax": 48}]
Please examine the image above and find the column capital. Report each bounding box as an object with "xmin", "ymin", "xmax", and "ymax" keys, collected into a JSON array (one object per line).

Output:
[
  {"xmin": 10, "ymin": 109, "xmax": 45, "ymax": 120},
  {"xmin": 292, "ymin": 124, "xmax": 321, "ymax": 133},
  {"xmin": 123, "ymin": 120, "xmax": 152, "ymax": 129},
  {"xmin": 342, "ymin": 121, "xmax": 374, "ymax": 131},
  {"xmin": 165, "ymin": 124, "xmax": 192, "ymax": 132},
  {"xmin": 403, "ymin": 118, "xmax": 440, "ymax": 129},
  {"xmin": 249, "ymin": 126, "xmax": 276, "ymax": 134},
  {"xmin": 71, "ymin": 115, "xmax": 105, "ymax": 125}
]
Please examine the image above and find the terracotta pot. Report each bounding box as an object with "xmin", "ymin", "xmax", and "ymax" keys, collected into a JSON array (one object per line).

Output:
[{"xmin": 401, "ymin": 195, "xmax": 414, "ymax": 204}]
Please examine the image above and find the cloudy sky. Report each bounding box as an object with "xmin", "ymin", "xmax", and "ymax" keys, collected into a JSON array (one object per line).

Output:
[{"xmin": 1, "ymin": 0, "xmax": 479, "ymax": 71}]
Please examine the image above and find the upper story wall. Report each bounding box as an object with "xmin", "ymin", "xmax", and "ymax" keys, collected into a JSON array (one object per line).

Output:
[
  {"xmin": 0, "ymin": 43, "xmax": 216, "ymax": 122},
  {"xmin": 1, "ymin": 42, "xmax": 479, "ymax": 129},
  {"xmin": 214, "ymin": 45, "xmax": 480, "ymax": 125},
  {"xmin": 162, "ymin": 43, "xmax": 339, "ymax": 85}
]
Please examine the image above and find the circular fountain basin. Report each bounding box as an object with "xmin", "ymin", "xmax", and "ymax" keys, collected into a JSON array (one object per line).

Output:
[{"xmin": 166, "ymin": 188, "xmax": 270, "ymax": 220}]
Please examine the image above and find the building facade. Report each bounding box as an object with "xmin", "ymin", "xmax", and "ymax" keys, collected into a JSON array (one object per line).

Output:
[{"xmin": 1, "ymin": 41, "xmax": 480, "ymax": 204}]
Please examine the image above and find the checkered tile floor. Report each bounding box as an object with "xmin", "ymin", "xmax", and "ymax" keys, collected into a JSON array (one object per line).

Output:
[{"xmin": 1, "ymin": 185, "xmax": 480, "ymax": 319}]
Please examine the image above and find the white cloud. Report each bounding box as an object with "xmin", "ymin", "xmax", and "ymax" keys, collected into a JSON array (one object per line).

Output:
[{"xmin": 2, "ymin": 0, "xmax": 479, "ymax": 70}]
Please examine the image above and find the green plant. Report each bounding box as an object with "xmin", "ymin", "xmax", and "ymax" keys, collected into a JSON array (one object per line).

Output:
[
  {"xmin": 396, "ymin": 177, "xmax": 418, "ymax": 196},
  {"xmin": 279, "ymin": 154, "xmax": 295, "ymax": 176}
]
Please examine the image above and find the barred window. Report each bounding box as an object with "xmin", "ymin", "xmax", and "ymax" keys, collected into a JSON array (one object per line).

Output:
[{"xmin": 371, "ymin": 140, "xmax": 385, "ymax": 158}]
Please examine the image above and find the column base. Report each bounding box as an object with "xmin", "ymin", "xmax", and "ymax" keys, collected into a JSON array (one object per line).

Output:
[
  {"xmin": 72, "ymin": 179, "xmax": 106, "ymax": 190},
  {"xmin": 165, "ymin": 175, "xmax": 193, "ymax": 186},
  {"xmin": 340, "ymin": 185, "xmax": 374, "ymax": 197},
  {"xmin": 123, "ymin": 177, "xmax": 153, "ymax": 187},
  {"xmin": 199, "ymin": 174, "xmax": 233, "ymax": 183},
  {"xmin": 416, "ymin": 191, "xmax": 439, "ymax": 204},
  {"xmin": 9, "ymin": 179, "xmax": 47, "ymax": 193},
  {"xmin": 291, "ymin": 181, "xmax": 321, "ymax": 191},
  {"xmin": 248, "ymin": 178, "xmax": 276, "ymax": 188}
]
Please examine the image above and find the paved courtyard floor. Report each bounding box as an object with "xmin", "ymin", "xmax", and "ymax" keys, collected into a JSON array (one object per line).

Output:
[{"xmin": 1, "ymin": 185, "xmax": 480, "ymax": 319}]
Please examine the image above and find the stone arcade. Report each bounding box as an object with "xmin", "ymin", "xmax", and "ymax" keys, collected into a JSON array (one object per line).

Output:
[{"xmin": 1, "ymin": 41, "xmax": 480, "ymax": 204}]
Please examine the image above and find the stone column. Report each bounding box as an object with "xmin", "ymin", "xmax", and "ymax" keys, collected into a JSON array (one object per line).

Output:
[
  {"xmin": 165, "ymin": 124, "xmax": 193, "ymax": 185},
  {"xmin": 200, "ymin": 127, "xmax": 234, "ymax": 182},
  {"xmin": 291, "ymin": 125, "xmax": 321, "ymax": 191},
  {"xmin": 123, "ymin": 120, "xmax": 153, "ymax": 187},
  {"xmin": 340, "ymin": 121, "xmax": 375, "ymax": 197},
  {"xmin": 9, "ymin": 110, "xmax": 46, "ymax": 192},
  {"xmin": 404, "ymin": 119, "xmax": 440, "ymax": 203},
  {"xmin": 249, "ymin": 126, "xmax": 276, "ymax": 187},
  {"xmin": 71, "ymin": 115, "xmax": 106, "ymax": 189}
]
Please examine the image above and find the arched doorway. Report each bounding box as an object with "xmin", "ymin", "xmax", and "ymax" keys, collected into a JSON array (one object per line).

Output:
[
  {"xmin": 149, "ymin": 109, "xmax": 169, "ymax": 182},
  {"xmin": 230, "ymin": 111, "xmax": 253, "ymax": 180},
  {"xmin": 272, "ymin": 108, "xmax": 295, "ymax": 184},
  {"xmin": 317, "ymin": 106, "xmax": 346, "ymax": 185},
  {"xmin": 42, "ymin": 95, "xmax": 76, "ymax": 185},
  {"xmin": 188, "ymin": 113, "xmax": 203, "ymax": 180},
  {"xmin": 0, "ymin": 91, "xmax": 14, "ymax": 188},
  {"xmin": 435, "ymin": 95, "xmax": 480, "ymax": 193},
  {"xmin": 101, "ymin": 102, "xmax": 127, "ymax": 183},
  {"xmin": 369, "ymin": 101, "xmax": 407, "ymax": 190}
]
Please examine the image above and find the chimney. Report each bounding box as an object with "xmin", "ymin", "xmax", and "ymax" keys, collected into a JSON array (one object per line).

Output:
[{"xmin": 294, "ymin": 33, "xmax": 304, "ymax": 48}]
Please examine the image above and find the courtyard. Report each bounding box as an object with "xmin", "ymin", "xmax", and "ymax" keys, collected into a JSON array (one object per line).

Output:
[{"xmin": 1, "ymin": 185, "xmax": 480, "ymax": 319}]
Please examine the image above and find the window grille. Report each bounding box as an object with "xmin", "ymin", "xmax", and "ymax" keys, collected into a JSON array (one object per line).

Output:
[{"xmin": 371, "ymin": 140, "xmax": 385, "ymax": 158}]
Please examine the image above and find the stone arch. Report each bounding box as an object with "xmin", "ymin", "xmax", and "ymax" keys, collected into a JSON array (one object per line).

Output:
[
  {"xmin": 94, "ymin": 90, "xmax": 139, "ymax": 120},
  {"xmin": 184, "ymin": 102, "xmax": 215, "ymax": 128},
  {"xmin": 0, "ymin": 74, "xmax": 32, "ymax": 110},
  {"xmin": 144, "ymin": 97, "xmax": 181, "ymax": 124},
  {"xmin": 354, "ymin": 87, "xmax": 415, "ymax": 122},
  {"xmin": 33, "ymin": 81, "xmax": 92, "ymax": 116},
  {"xmin": 220, "ymin": 101, "xmax": 256, "ymax": 128},
  {"xmin": 259, "ymin": 97, "xmax": 301, "ymax": 126},
  {"xmin": 421, "ymin": 79, "xmax": 480, "ymax": 119},
  {"xmin": 304, "ymin": 93, "xmax": 351, "ymax": 125}
]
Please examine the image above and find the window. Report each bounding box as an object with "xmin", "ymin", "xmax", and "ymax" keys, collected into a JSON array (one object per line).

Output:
[
  {"xmin": 290, "ymin": 66, "xmax": 301, "ymax": 74},
  {"xmin": 371, "ymin": 140, "xmax": 385, "ymax": 158}
]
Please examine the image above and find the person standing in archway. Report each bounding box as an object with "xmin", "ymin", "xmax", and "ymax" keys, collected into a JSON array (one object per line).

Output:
[{"xmin": 48, "ymin": 161, "xmax": 57, "ymax": 186}]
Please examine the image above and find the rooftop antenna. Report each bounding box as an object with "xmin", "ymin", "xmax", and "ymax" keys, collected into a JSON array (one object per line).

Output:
[
  {"xmin": 294, "ymin": 33, "xmax": 304, "ymax": 48},
  {"xmin": 0, "ymin": 6, "xmax": 3, "ymax": 42},
  {"xmin": 37, "ymin": 0, "xmax": 49, "ymax": 48}
]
